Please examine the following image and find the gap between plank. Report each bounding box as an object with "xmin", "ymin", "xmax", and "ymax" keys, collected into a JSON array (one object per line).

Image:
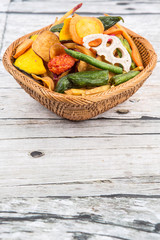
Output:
[
  {"xmin": 0, "ymin": 0, "xmax": 12, "ymax": 54},
  {"xmin": 0, "ymin": 116, "xmax": 160, "ymax": 121},
  {"xmin": 0, "ymin": 132, "xmax": 160, "ymax": 141},
  {"xmin": 1, "ymin": 11, "xmax": 160, "ymax": 16}
]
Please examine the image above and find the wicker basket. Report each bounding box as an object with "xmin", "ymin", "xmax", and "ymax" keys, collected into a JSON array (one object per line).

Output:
[{"xmin": 3, "ymin": 25, "xmax": 157, "ymax": 121}]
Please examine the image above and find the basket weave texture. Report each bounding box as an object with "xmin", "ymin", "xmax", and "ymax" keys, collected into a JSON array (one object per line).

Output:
[{"xmin": 3, "ymin": 25, "xmax": 157, "ymax": 121}]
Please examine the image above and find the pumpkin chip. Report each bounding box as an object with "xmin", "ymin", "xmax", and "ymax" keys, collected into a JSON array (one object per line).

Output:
[
  {"xmin": 32, "ymin": 31, "xmax": 59, "ymax": 62},
  {"xmin": 14, "ymin": 48, "xmax": 46, "ymax": 75},
  {"xmin": 59, "ymin": 18, "xmax": 72, "ymax": 41}
]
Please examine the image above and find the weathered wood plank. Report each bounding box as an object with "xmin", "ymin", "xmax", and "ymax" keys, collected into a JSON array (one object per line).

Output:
[
  {"xmin": 0, "ymin": 135, "xmax": 160, "ymax": 187},
  {"xmin": 1, "ymin": 176, "xmax": 160, "ymax": 197},
  {"xmin": 0, "ymin": 0, "xmax": 10, "ymax": 12},
  {"xmin": 0, "ymin": 196, "xmax": 160, "ymax": 240},
  {"xmin": 0, "ymin": 0, "xmax": 10, "ymax": 53},
  {"xmin": 0, "ymin": 14, "xmax": 8, "ymax": 54},
  {"xmin": 0, "ymin": 119, "xmax": 159, "ymax": 139},
  {"xmin": 8, "ymin": 0, "xmax": 160, "ymax": 14},
  {"xmin": 0, "ymin": 60, "xmax": 19, "ymax": 88},
  {"xmin": 0, "ymin": 119, "xmax": 160, "ymax": 196}
]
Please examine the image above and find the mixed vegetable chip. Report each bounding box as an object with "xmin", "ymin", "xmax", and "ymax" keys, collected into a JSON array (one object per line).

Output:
[{"xmin": 13, "ymin": 3, "xmax": 143, "ymax": 96}]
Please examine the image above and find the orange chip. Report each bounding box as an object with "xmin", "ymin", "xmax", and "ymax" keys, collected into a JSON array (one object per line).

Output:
[{"xmin": 13, "ymin": 39, "xmax": 33, "ymax": 58}]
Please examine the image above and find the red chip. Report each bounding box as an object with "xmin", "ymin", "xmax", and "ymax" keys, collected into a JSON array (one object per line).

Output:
[{"xmin": 48, "ymin": 53, "xmax": 75, "ymax": 75}]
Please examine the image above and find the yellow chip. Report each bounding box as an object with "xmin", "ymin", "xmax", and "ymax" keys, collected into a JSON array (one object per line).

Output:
[
  {"xmin": 30, "ymin": 34, "xmax": 38, "ymax": 41},
  {"xmin": 14, "ymin": 48, "xmax": 46, "ymax": 75},
  {"xmin": 85, "ymin": 85, "xmax": 110, "ymax": 95},
  {"xmin": 65, "ymin": 89, "xmax": 86, "ymax": 96}
]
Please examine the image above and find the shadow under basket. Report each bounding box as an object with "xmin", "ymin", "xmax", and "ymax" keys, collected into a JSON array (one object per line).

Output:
[{"xmin": 3, "ymin": 25, "xmax": 157, "ymax": 121}]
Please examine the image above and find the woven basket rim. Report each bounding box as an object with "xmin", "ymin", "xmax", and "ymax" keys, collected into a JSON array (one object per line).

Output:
[{"xmin": 3, "ymin": 24, "xmax": 157, "ymax": 104}]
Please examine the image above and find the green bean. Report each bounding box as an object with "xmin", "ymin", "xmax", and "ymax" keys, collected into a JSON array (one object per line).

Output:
[
  {"xmin": 116, "ymin": 48, "xmax": 122, "ymax": 58},
  {"xmin": 122, "ymin": 39, "xmax": 132, "ymax": 55},
  {"xmin": 109, "ymin": 70, "xmax": 140, "ymax": 86},
  {"xmin": 120, "ymin": 38, "xmax": 136, "ymax": 69},
  {"xmin": 65, "ymin": 49, "xmax": 123, "ymax": 74}
]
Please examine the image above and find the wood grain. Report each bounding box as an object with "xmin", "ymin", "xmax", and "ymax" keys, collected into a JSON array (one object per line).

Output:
[
  {"xmin": 1, "ymin": 175, "xmax": 160, "ymax": 197},
  {"xmin": 0, "ymin": 119, "xmax": 159, "ymax": 139},
  {"xmin": 7, "ymin": 0, "xmax": 160, "ymax": 14},
  {"xmin": 0, "ymin": 0, "xmax": 10, "ymax": 12},
  {"xmin": 0, "ymin": 196, "xmax": 160, "ymax": 240},
  {"xmin": 1, "ymin": 134, "xmax": 160, "ymax": 188}
]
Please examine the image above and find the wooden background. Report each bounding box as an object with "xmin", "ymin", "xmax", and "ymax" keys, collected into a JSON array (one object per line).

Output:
[{"xmin": 0, "ymin": 0, "xmax": 160, "ymax": 239}]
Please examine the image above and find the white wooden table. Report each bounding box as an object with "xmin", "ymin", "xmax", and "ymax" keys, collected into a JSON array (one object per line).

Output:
[{"xmin": 0, "ymin": 0, "xmax": 160, "ymax": 239}]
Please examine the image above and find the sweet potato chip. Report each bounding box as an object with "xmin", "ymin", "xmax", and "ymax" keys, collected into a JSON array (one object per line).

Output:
[
  {"xmin": 58, "ymin": 70, "xmax": 70, "ymax": 79},
  {"xmin": 75, "ymin": 45, "xmax": 96, "ymax": 57},
  {"xmin": 41, "ymin": 76, "xmax": 55, "ymax": 91},
  {"xmin": 49, "ymin": 43, "xmax": 65, "ymax": 59},
  {"xmin": 13, "ymin": 39, "xmax": 33, "ymax": 58},
  {"xmin": 65, "ymin": 89, "xmax": 86, "ymax": 96},
  {"xmin": 32, "ymin": 31, "xmax": 59, "ymax": 62},
  {"xmin": 77, "ymin": 61, "xmax": 88, "ymax": 72},
  {"xmin": 63, "ymin": 43, "xmax": 77, "ymax": 49},
  {"xmin": 85, "ymin": 85, "xmax": 110, "ymax": 95},
  {"xmin": 32, "ymin": 74, "xmax": 54, "ymax": 91},
  {"xmin": 69, "ymin": 15, "xmax": 104, "ymax": 45},
  {"xmin": 43, "ymin": 69, "xmax": 54, "ymax": 79},
  {"xmin": 49, "ymin": 46, "xmax": 57, "ymax": 59},
  {"xmin": 65, "ymin": 85, "xmax": 111, "ymax": 96}
]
